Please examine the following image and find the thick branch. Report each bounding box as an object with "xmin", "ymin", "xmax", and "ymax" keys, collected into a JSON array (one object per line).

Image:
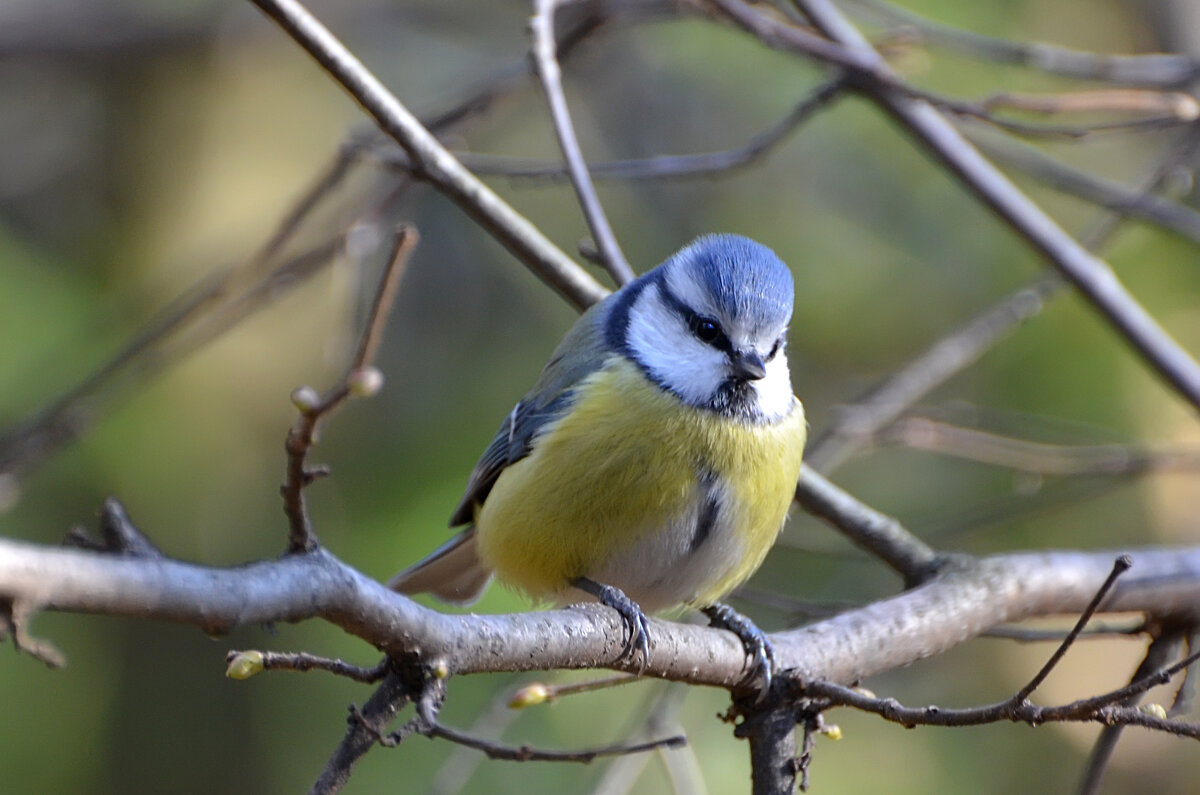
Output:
[{"xmin": 4, "ymin": 539, "xmax": 1200, "ymax": 688}]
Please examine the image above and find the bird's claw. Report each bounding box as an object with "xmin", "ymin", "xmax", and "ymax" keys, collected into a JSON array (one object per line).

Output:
[
  {"xmin": 572, "ymin": 577, "xmax": 651, "ymax": 671},
  {"xmin": 703, "ymin": 602, "xmax": 775, "ymax": 701}
]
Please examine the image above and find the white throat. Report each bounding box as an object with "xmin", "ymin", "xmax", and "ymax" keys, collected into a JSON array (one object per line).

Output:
[{"xmin": 622, "ymin": 281, "xmax": 796, "ymax": 424}]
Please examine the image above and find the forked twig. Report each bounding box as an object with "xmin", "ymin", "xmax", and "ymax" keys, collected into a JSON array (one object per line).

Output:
[{"xmin": 281, "ymin": 227, "xmax": 415, "ymax": 552}]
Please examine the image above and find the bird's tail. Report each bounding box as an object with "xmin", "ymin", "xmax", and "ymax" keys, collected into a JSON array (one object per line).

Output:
[{"xmin": 387, "ymin": 528, "xmax": 493, "ymax": 605}]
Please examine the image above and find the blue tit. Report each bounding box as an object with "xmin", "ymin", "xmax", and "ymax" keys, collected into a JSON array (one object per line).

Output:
[{"xmin": 389, "ymin": 234, "xmax": 806, "ymax": 686}]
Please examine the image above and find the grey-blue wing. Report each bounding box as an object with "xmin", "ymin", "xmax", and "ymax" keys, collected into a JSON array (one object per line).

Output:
[{"xmin": 447, "ymin": 299, "xmax": 614, "ymax": 526}]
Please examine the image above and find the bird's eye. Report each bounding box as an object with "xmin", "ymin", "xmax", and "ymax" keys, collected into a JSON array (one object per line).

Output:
[{"xmin": 691, "ymin": 317, "xmax": 720, "ymax": 344}]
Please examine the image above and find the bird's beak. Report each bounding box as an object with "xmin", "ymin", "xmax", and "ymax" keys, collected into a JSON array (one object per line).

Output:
[{"xmin": 730, "ymin": 350, "xmax": 767, "ymax": 381}]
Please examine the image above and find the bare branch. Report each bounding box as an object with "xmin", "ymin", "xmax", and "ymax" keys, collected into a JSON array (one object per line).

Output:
[
  {"xmin": 530, "ymin": 0, "xmax": 633, "ymax": 285},
  {"xmin": 783, "ymin": 0, "xmax": 1200, "ymax": 411},
  {"xmin": 807, "ymin": 123, "xmax": 1200, "ymax": 473},
  {"xmin": 845, "ymin": 0, "xmax": 1200, "ymax": 88},
  {"xmin": 225, "ymin": 650, "xmax": 389, "ymax": 683},
  {"xmin": 1078, "ymin": 631, "xmax": 1188, "ymax": 794},
  {"xmin": 281, "ymin": 228, "xmax": 415, "ymax": 552},
  {"xmin": 793, "ymin": 465, "xmax": 939, "ymax": 585},
  {"xmin": 7, "ymin": 532, "xmax": 1200, "ymax": 687},
  {"xmin": 310, "ymin": 669, "xmax": 414, "ymax": 795},
  {"xmin": 445, "ymin": 76, "xmax": 847, "ymax": 182},
  {"xmin": 965, "ymin": 125, "xmax": 1200, "ymax": 246},
  {"xmin": 739, "ymin": 700, "xmax": 800, "ymax": 795},
  {"xmin": 1014, "ymin": 556, "xmax": 1131, "ymax": 703},
  {"xmin": 805, "ymin": 276, "xmax": 1058, "ymax": 472},
  {"xmin": 426, "ymin": 716, "xmax": 686, "ymax": 763},
  {"xmin": 247, "ymin": 0, "xmax": 608, "ymax": 311},
  {"xmin": 883, "ymin": 417, "xmax": 1200, "ymax": 477}
]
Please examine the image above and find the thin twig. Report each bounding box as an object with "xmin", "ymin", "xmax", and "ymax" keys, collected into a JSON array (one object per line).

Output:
[
  {"xmin": 248, "ymin": 0, "xmax": 608, "ymax": 311},
  {"xmin": 530, "ymin": 0, "xmax": 633, "ymax": 285},
  {"xmin": 62, "ymin": 497, "xmax": 165, "ymax": 558},
  {"xmin": 964, "ymin": 125, "xmax": 1200, "ymax": 246},
  {"xmin": 1013, "ymin": 555, "xmax": 1131, "ymax": 703},
  {"xmin": 807, "ymin": 124, "xmax": 1200, "ymax": 474},
  {"xmin": 799, "ymin": 668, "xmax": 1200, "ymax": 735},
  {"xmin": 225, "ymin": 650, "xmax": 389, "ymax": 683},
  {"xmin": 1046, "ymin": 645, "xmax": 1200, "ymax": 725},
  {"xmin": 844, "ymin": 0, "xmax": 1200, "ymax": 88},
  {"xmin": 2, "ymin": 598, "xmax": 65, "ymax": 669},
  {"xmin": 428, "ymin": 718, "xmax": 686, "ymax": 763},
  {"xmin": 798, "ymin": 642, "xmax": 1200, "ymax": 734},
  {"xmin": 1077, "ymin": 632, "xmax": 1187, "ymax": 795},
  {"xmin": 981, "ymin": 89, "xmax": 1199, "ymax": 121},
  {"xmin": 510, "ymin": 673, "xmax": 641, "ymax": 707},
  {"xmin": 805, "ymin": 276, "xmax": 1059, "ymax": 472},
  {"xmin": 442, "ymin": 76, "xmax": 847, "ymax": 182},
  {"xmin": 408, "ymin": 680, "xmax": 686, "ymax": 763},
  {"xmin": 793, "ymin": 465, "xmax": 940, "ymax": 585},
  {"xmin": 883, "ymin": 417, "xmax": 1200, "ymax": 477},
  {"xmin": 800, "ymin": 0, "xmax": 1200, "ymax": 410},
  {"xmin": 1169, "ymin": 630, "xmax": 1200, "ymax": 718},
  {"xmin": 281, "ymin": 228, "xmax": 415, "ymax": 552},
  {"xmin": 728, "ymin": 0, "xmax": 1200, "ymax": 411}
]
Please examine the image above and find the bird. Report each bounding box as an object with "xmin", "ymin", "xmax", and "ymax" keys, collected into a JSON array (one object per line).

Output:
[{"xmin": 388, "ymin": 234, "xmax": 806, "ymax": 690}]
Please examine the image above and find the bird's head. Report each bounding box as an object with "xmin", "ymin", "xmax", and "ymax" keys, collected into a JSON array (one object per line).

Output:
[{"xmin": 608, "ymin": 234, "xmax": 796, "ymax": 422}]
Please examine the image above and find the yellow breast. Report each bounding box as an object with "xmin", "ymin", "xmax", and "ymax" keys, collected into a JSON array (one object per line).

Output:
[{"xmin": 475, "ymin": 356, "xmax": 806, "ymax": 609}]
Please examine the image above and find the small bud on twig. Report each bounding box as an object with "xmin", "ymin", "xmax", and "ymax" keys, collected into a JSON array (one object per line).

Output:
[
  {"xmin": 226, "ymin": 650, "xmax": 265, "ymax": 680},
  {"xmin": 347, "ymin": 366, "xmax": 384, "ymax": 398},
  {"xmin": 291, "ymin": 386, "xmax": 321, "ymax": 413},
  {"xmin": 509, "ymin": 683, "xmax": 552, "ymax": 708}
]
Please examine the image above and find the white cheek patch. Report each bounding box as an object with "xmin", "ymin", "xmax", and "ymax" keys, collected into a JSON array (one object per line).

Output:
[
  {"xmin": 626, "ymin": 285, "xmax": 727, "ymax": 407},
  {"xmin": 625, "ymin": 281, "xmax": 798, "ymax": 422}
]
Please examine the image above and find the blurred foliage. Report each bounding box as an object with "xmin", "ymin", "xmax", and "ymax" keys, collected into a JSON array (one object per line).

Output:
[{"xmin": 2, "ymin": 0, "xmax": 1200, "ymax": 792}]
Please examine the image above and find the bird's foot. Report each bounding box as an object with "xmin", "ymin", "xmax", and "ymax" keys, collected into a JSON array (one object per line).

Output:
[
  {"xmin": 571, "ymin": 577, "xmax": 651, "ymax": 671},
  {"xmin": 703, "ymin": 602, "xmax": 776, "ymax": 700}
]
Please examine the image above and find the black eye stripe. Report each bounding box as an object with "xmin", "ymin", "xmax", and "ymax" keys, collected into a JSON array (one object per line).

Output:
[{"xmin": 659, "ymin": 282, "xmax": 733, "ymax": 352}]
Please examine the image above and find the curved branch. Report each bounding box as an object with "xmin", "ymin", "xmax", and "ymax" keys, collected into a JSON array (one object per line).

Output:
[{"xmin": 4, "ymin": 537, "xmax": 1200, "ymax": 688}]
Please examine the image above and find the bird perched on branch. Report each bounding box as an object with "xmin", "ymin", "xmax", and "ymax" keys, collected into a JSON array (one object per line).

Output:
[{"xmin": 389, "ymin": 234, "xmax": 806, "ymax": 689}]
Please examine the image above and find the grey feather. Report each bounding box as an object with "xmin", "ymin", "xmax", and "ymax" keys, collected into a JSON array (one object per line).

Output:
[
  {"xmin": 387, "ymin": 529, "xmax": 493, "ymax": 604},
  {"xmin": 448, "ymin": 298, "xmax": 617, "ymax": 526}
]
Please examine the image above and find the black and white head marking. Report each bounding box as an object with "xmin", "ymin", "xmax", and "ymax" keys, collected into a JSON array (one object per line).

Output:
[{"xmin": 606, "ymin": 235, "xmax": 796, "ymax": 423}]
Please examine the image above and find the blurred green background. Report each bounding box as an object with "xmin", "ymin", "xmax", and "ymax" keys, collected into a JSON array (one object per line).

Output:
[{"xmin": 3, "ymin": 0, "xmax": 1200, "ymax": 792}]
